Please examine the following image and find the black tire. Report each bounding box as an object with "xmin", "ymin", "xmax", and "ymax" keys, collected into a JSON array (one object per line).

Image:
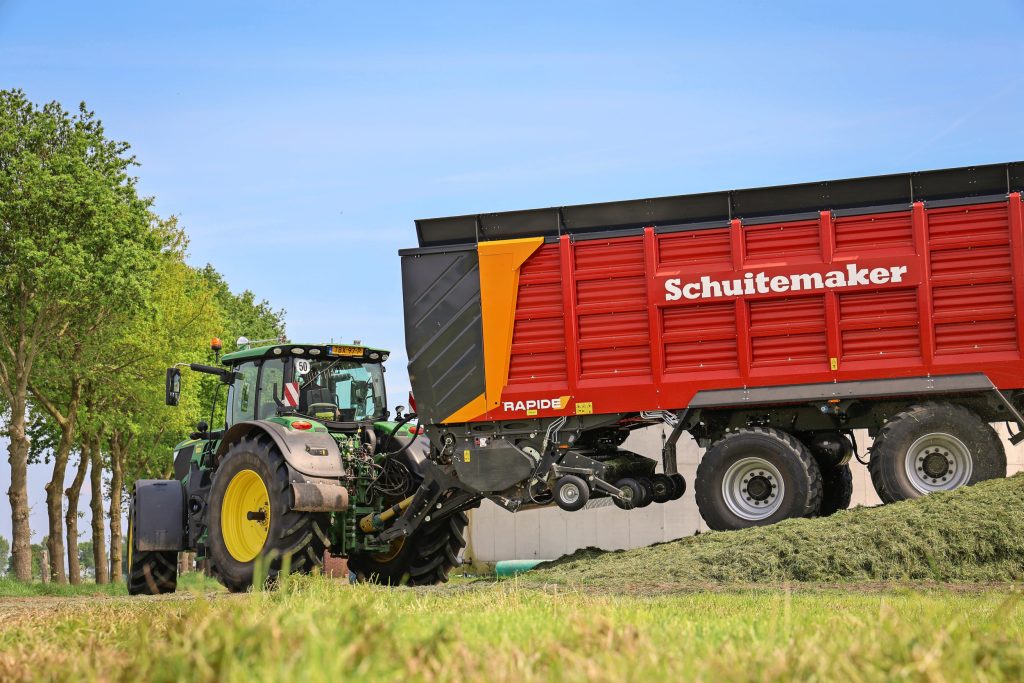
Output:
[
  {"xmin": 635, "ymin": 477, "xmax": 654, "ymax": 508},
  {"xmin": 207, "ymin": 434, "xmax": 329, "ymax": 593},
  {"xmin": 868, "ymin": 402, "xmax": 1005, "ymax": 503},
  {"xmin": 348, "ymin": 509, "xmax": 469, "ymax": 586},
  {"xmin": 649, "ymin": 474, "xmax": 674, "ymax": 503},
  {"xmin": 695, "ymin": 427, "xmax": 822, "ymax": 531},
  {"xmin": 798, "ymin": 432, "xmax": 854, "ymax": 517},
  {"xmin": 554, "ymin": 475, "xmax": 590, "ymax": 511},
  {"xmin": 126, "ymin": 502, "xmax": 177, "ymax": 595},
  {"xmin": 669, "ymin": 473, "xmax": 686, "ymax": 500},
  {"xmin": 613, "ymin": 478, "xmax": 642, "ymax": 510},
  {"xmin": 818, "ymin": 464, "xmax": 853, "ymax": 516}
]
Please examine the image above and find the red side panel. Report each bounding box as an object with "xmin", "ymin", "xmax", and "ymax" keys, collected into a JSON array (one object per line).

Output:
[{"xmin": 485, "ymin": 195, "xmax": 1024, "ymax": 421}]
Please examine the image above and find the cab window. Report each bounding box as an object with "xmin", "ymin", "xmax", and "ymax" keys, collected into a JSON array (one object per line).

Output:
[
  {"xmin": 229, "ymin": 361, "xmax": 258, "ymax": 424},
  {"xmin": 257, "ymin": 358, "xmax": 285, "ymax": 419}
]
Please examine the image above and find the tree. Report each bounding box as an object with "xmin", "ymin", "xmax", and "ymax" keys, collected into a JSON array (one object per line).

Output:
[{"xmin": 0, "ymin": 89, "xmax": 163, "ymax": 579}]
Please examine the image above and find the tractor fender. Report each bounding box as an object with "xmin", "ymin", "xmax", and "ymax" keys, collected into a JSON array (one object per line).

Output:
[
  {"xmin": 133, "ymin": 479, "xmax": 185, "ymax": 552},
  {"xmin": 215, "ymin": 420, "xmax": 346, "ymax": 478}
]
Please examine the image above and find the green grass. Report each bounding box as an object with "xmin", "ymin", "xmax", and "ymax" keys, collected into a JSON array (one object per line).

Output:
[
  {"xmin": 0, "ymin": 576, "xmax": 1022, "ymax": 682},
  {"xmin": 0, "ymin": 571, "xmax": 223, "ymax": 598},
  {"xmin": 534, "ymin": 473, "xmax": 1024, "ymax": 587},
  {"xmin": 3, "ymin": 476, "xmax": 1024, "ymax": 681}
]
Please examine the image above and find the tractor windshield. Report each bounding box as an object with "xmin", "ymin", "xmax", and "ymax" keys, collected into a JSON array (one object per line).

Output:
[{"xmin": 292, "ymin": 357, "xmax": 386, "ymax": 422}]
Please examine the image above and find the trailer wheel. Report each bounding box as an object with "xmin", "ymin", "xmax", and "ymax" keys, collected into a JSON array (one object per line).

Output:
[
  {"xmin": 818, "ymin": 464, "xmax": 853, "ymax": 516},
  {"xmin": 554, "ymin": 475, "xmax": 590, "ymax": 511},
  {"xmin": 868, "ymin": 402, "xmax": 1005, "ymax": 503},
  {"xmin": 669, "ymin": 473, "xmax": 686, "ymax": 500},
  {"xmin": 207, "ymin": 434, "xmax": 329, "ymax": 592},
  {"xmin": 798, "ymin": 432, "xmax": 853, "ymax": 516},
  {"xmin": 695, "ymin": 427, "xmax": 822, "ymax": 531},
  {"xmin": 649, "ymin": 474, "xmax": 674, "ymax": 503},
  {"xmin": 613, "ymin": 478, "xmax": 643, "ymax": 510},
  {"xmin": 126, "ymin": 502, "xmax": 177, "ymax": 595},
  {"xmin": 349, "ymin": 509, "xmax": 469, "ymax": 586},
  {"xmin": 635, "ymin": 477, "xmax": 655, "ymax": 508}
]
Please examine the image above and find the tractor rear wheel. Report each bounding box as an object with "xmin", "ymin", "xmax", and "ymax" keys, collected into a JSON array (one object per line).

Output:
[
  {"xmin": 207, "ymin": 434, "xmax": 329, "ymax": 592},
  {"xmin": 126, "ymin": 502, "xmax": 177, "ymax": 595},
  {"xmin": 348, "ymin": 509, "xmax": 468, "ymax": 586}
]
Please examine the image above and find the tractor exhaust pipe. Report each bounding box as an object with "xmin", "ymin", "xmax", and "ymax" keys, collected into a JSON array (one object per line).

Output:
[{"xmin": 291, "ymin": 481, "xmax": 349, "ymax": 512}]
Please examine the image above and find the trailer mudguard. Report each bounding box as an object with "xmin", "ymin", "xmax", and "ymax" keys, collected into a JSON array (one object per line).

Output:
[
  {"xmin": 134, "ymin": 479, "xmax": 185, "ymax": 552},
  {"xmin": 215, "ymin": 420, "xmax": 346, "ymax": 478}
]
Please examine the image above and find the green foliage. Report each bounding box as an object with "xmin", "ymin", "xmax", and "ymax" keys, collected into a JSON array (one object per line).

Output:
[
  {"xmin": 0, "ymin": 88, "xmax": 164, "ymax": 350},
  {"xmin": 0, "ymin": 536, "xmax": 8, "ymax": 576},
  {"xmin": 536, "ymin": 474, "xmax": 1024, "ymax": 586},
  {"xmin": 0, "ymin": 578, "xmax": 1022, "ymax": 682},
  {"xmin": 78, "ymin": 541, "xmax": 95, "ymax": 577}
]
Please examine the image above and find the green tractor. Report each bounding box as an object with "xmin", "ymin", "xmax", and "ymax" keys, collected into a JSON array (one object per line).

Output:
[{"xmin": 127, "ymin": 338, "xmax": 471, "ymax": 594}]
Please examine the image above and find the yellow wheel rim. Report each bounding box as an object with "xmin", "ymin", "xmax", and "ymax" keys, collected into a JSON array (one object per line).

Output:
[{"xmin": 221, "ymin": 469, "xmax": 271, "ymax": 562}]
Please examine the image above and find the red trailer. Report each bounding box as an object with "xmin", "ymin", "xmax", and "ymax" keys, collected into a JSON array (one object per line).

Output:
[{"xmin": 401, "ymin": 162, "xmax": 1024, "ymax": 530}]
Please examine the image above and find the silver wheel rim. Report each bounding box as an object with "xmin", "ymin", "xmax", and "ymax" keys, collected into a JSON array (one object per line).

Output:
[
  {"xmin": 722, "ymin": 457, "xmax": 785, "ymax": 521},
  {"xmin": 904, "ymin": 432, "xmax": 972, "ymax": 493},
  {"xmin": 560, "ymin": 483, "xmax": 580, "ymax": 505}
]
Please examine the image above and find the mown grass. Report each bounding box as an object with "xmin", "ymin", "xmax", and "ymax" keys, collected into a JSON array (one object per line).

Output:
[
  {"xmin": 534, "ymin": 473, "xmax": 1024, "ymax": 587},
  {"xmin": 0, "ymin": 576, "xmax": 1022, "ymax": 682}
]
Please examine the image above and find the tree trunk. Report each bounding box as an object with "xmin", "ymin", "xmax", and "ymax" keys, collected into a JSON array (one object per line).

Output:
[
  {"xmin": 6, "ymin": 380, "xmax": 32, "ymax": 581},
  {"xmin": 65, "ymin": 446, "xmax": 89, "ymax": 585},
  {"xmin": 108, "ymin": 431, "xmax": 125, "ymax": 583},
  {"xmin": 40, "ymin": 548, "xmax": 50, "ymax": 583},
  {"xmin": 89, "ymin": 433, "xmax": 108, "ymax": 585},
  {"xmin": 39, "ymin": 367, "xmax": 81, "ymax": 585}
]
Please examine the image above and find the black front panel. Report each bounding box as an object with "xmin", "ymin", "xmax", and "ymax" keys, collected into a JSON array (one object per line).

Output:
[{"xmin": 401, "ymin": 245, "xmax": 486, "ymax": 425}]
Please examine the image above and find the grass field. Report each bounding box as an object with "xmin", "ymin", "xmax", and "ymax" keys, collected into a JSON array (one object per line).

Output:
[
  {"xmin": 0, "ymin": 577, "xmax": 1021, "ymax": 682},
  {"xmin": 2, "ymin": 477, "xmax": 1023, "ymax": 682}
]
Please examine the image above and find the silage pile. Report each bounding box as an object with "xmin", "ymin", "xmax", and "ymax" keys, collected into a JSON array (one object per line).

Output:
[{"xmin": 534, "ymin": 473, "xmax": 1024, "ymax": 585}]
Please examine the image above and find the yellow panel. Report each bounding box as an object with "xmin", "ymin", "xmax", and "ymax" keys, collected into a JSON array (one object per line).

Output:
[{"xmin": 477, "ymin": 237, "xmax": 544, "ymax": 409}]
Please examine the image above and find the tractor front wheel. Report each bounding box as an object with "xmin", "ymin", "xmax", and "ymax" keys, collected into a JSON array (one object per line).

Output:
[
  {"xmin": 208, "ymin": 434, "xmax": 329, "ymax": 592},
  {"xmin": 348, "ymin": 508, "xmax": 468, "ymax": 586}
]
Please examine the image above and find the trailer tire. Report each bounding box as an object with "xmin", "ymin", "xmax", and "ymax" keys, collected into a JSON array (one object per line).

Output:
[
  {"xmin": 613, "ymin": 478, "xmax": 643, "ymax": 510},
  {"xmin": 695, "ymin": 427, "xmax": 822, "ymax": 531},
  {"xmin": 126, "ymin": 502, "xmax": 177, "ymax": 595},
  {"xmin": 868, "ymin": 402, "xmax": 1005, "ymax": 503},
  {"xmin": 818, "ymin": 464, "xmax": 853, "ymax": 516},
  {"xmin": 349, "ymin": 509, "xmax": 469, "ymax": 586},
  {"xmin": 649, "ymin": 474, "xmax": 675, "ymax": 503},
  {"xmin": 798, "ymin": 432, "xmax": 853, "ymax": 517},
  {"xmin": 207, "ymin": 434, "xmax": 329, "ymax": 592},
  {"xmin": 554, "ymin": 475, "xmax": 590, "ymax": 512}
]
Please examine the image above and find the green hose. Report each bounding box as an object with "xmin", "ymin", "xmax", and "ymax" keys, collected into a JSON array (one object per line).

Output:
[{"xmin": 495, "ymin": 559, "xmax": 550, "ymax": 577}]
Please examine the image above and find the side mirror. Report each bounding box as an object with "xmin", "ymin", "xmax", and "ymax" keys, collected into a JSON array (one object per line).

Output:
[
  {"xmin": 165, "ymin": 368, "xmax": 181, "ymax": 406},
  {"xmin": 394, "ymin": 405, "xmax": 405, "ymax": 419}
]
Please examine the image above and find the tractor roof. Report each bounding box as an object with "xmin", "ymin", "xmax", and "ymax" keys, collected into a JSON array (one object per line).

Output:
[{"xmin": 221, "ymin": 342, "xmax": 390, "ymax": 365}]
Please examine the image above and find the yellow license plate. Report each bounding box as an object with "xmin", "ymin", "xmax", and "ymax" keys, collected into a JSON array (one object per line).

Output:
[{"xmin": 331, "ymin": 345, "xmax": 364, "ymax": 357}]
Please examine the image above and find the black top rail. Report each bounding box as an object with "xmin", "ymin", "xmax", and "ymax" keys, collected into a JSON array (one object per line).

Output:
[{"xmin": 413, "ymin": 161, "xmax": 1024, "ymax": 248}]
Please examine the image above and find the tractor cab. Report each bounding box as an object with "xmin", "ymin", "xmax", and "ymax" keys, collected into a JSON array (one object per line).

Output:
[{"xmin": 218, "ymin": 342, "xmax": 390, "ymax": 430}]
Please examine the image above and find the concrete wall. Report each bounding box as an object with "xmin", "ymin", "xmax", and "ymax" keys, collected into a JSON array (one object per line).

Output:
[{"xmin": 465, "ymin": 425, "xmax": 1024, "ymax": 565}]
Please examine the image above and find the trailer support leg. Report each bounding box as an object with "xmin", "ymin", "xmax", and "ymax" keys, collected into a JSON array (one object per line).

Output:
[{"xmin": 659, "ymin": 409, "xmax": 690, "ymax": 476}]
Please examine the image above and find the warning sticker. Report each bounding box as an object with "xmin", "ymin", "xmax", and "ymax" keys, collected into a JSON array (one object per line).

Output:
[
  {"xmin": 284, "ymin": 382, "xmax": 300, "ymax": 407},
  {"xmin": 575, "ymin": 402, "xmax": 593, "ymax": 415}
]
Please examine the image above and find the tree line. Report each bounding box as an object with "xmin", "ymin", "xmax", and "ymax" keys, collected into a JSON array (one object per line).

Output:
[{"xmin": 0, "ymin": 89, "xmax": 285, "ymax": 583}]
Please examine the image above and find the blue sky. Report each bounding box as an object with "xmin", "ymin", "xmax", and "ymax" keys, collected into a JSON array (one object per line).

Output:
[{"xmin": 1, "ymin": 0, "xmax": 1023, "ymax": 542}]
